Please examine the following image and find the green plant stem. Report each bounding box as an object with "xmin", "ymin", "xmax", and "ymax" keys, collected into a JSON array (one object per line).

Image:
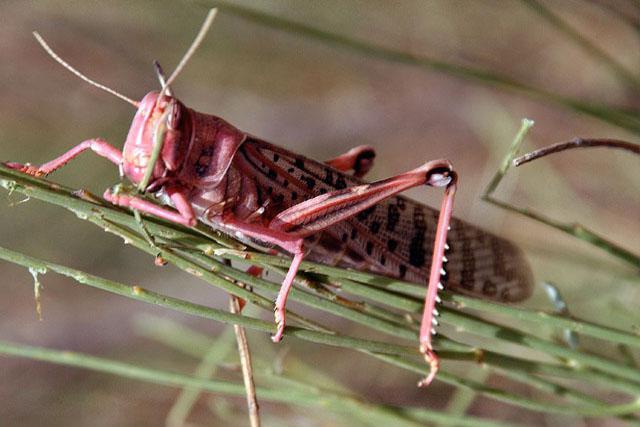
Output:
[
  {"xmin": 0, "ymin": 166, "xmax": 238, "ymax": 249},
  {"xmin": 211, "ymin": 248, "xmax": 640, "ymax": 396},
  {"xmin": 4, "ymin": 241, "xmax": 635, "ymax": 416},
  {"xmin": 212, "ymin": 248, "xmax": 640, "ymax": 350},
  {"xmin": 4, "ymin": 166, "xmax": 640, "ymax": 416},
  {"xmin": 513, "ymin": 138, "xmax": 640, "ymax": 166},
  {"xmin": 521, "ymin": 0, "xmax": 640, "ymax": 91},
  {"xmin": 137, "ymin": 319, "xmax": 518, "ymax": 427},
  {"xmin": 200, "ymin": 0, "xmax": 640, "ymax": 135},
  {"xmin": 5, "ymin": 165, "xmax": 639, "ymax": 380},
  {"xmin": 0, "ymin": 340, "xmax": 427, "ymax": 427},
  {"xmin": 208, "ymin": 247, "xmax": 640, "ymax": 389},
  {"xmin": 485, "ymin": 197, "xmax": 640, "ymax": 268},
  {"xmin": 483, "ymin": 119, "xmax": 535, "ymax": 196},
  {"xmin": 442, "ymin": 309, "xmax": 640, "ymax": 383},
  {"xmin": 118, "ymin": 213, "xmax": 640, "ymax": 387},
  {"xmin": 0, "ymin": 244, "xmax": 413, "ymax": 357},
  {"xmin": 173, "ymin": 247, "xmax": 419, "ymax": 341},
  {"xmin": 447, "ymin": 293, "xmax": 640, "ymax": 348},
  {"xmin": 480, "ymin": 120, "xmax": 640, "ymax": 268},
  {"xmin": 144, "ymin": 315, "xmax": 640, "ymax": 421},
  {"xmin": 374, "ymin": 354, "xmax": 640, "ymax": 417},
  {"xmin": 0, "ymin": 166, "xmax": 450, "ymax": 347}
]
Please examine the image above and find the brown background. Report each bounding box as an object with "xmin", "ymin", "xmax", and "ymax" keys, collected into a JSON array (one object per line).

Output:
[{"xmin": 1, "ymin": 1, "xmax": 639, "ymax": 426}]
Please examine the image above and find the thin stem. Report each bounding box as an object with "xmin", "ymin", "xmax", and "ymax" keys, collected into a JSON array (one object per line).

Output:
[
  {"xmin": 0, "ymin": 340, "xmax": 430, "ymax": 427},
  {"xmin": 480, "ymin": 121, "xmax": 640, "ymax": 268},
  {"xmin": 174, "ymin": 248, "xmax": 419, "ymax": 341},
  {"xmin": 200, "ymin": 1, "xmax": 640, "ymax": 135},
  {"xmin": 6, "ymin": 163, "xmax": 638, "ymax": 356},
  {"xmin": 0, "ymin": 244, "xmax": 414, "ymax": 357},
  {"xmin": 484, "ymin": 197, "xmax": 640, "ymax": 268},
  {"xmin": 5, "ymin": 241, "xmax": 636, "ymax": 416},
  {"xmin": 483, "ymin": 119, "xmax": 535, "ymax": 196},
  {"xmin": 229, "ymin": 295, "xmax": 261, "ymax": 427},
  {"xmin": 374, "ymin": 354, "xmax": 640, "ymax": 416},
  {"xmin": 446, "ymin": 294, "xmax": 640, "ymax": 348},
  {"xmin": 441, "ymin": 309, "xmax": 640, "ymax": 384},
  {"xmin": 147, "ymin": 316, "xmax": 640, "ymax": 421},
  {"xmin": 514, "ymin": 138, "xmax": 640, "ymax": 166},
  {"xmin": 4, "ymin": 166, "xmax": 640, "ymax": 416},
  {"xmin": 98, "ymin": 218, "xmax": 326, "ymax": 333},
  {"xmin": 212, "ymin": 248, "xmax": 640, "ymax": 349},
  {"xmin": 0, "ymin": 165, "xmax": 240, "ymax": 249}
]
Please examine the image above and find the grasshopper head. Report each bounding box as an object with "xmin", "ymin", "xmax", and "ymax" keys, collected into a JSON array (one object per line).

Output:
[{"xmin": 123, "ymin": 91, "xmax": 190, "ymax": 190}]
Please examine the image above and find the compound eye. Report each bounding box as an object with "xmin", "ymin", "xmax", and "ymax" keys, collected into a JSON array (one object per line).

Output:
[{"xmin": 167, "ymin": 99, "xmax": 181, "ymax": 130}]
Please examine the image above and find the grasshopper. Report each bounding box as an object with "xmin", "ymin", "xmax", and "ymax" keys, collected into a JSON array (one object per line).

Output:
[{"xmin": 5, "ymin": 9, "xmax": 532, "ymax": 386}]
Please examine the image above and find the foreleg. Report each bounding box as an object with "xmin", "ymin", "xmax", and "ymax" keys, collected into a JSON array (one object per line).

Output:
[
  {"xmin": 5, "ymin": 138, "xmax": 122, "ymax": 176},
  {"xmin": 103, "ymin": 186, "xmax": 196, "ymax": 227}
]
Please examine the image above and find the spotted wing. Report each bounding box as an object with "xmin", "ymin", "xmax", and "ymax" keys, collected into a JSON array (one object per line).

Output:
[{"xmin": 237, "ymin": 138, "xmax": 533, "ymax": 302}]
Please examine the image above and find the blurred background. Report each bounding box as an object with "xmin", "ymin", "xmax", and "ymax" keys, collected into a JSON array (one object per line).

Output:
[{"xmin": 1, "ymin": 0, "xmax": 639, "ymax": 425}]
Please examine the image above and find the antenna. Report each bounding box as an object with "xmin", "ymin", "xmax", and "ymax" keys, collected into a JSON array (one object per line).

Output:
[
  {"xmin": 33, "ymin": 32, "xmax": 139, "ymax": 108},
  {"xmin": 153, "ymin": 60, "xmax": 172, "ymax": 96},
  {"xmin": 160, "ymin": 8, "xmax": 218, "ymax": 96}
]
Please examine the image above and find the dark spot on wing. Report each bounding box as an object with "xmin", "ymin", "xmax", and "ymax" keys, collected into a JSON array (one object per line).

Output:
[
  {"xmin": 295, "ymin": 158, "xmax": 305, "ymax": 170},
  {"xmin": 345, "ymin": 248, "xmax": 365, "ymax": 263},
  {"xmin": 318, "ymin": 233, "xmax": 344, "ymax": 253},
  {"xmin": 399, "ymin": 264, "xmax": 407, "ymax": 279},
  {"xmin": 324, "ymin": 169, "xmax": 334, "ymax": 186},
  {"xmin": 460, "ymin": 237, "xmax": 475, "ymax": 290},
  {"xmin": 387, "ymin": 239, "xmax": 398, "ymax": 252},
  {"xmin": 302, "ymin": 177, "xmax": 316, "ymax": 190},
  {"xmin": 356, "ymin": 206, "xmax": 376, "ymax": 221},
  {"xmin": 335, "ymin": 175, "xmax": 347, "ymax": 189},
  {"xmin": 366, "ymin": 241, "xmax": 374, "ymax": 255},
  {"xmin": 408, "ymin": 206, "xmax": 427, "ymax": 268},
  {"xmin": 387, "ymin": 204, "xmax": 400, "ymax": 232},
  {"xmin": 369, "ymin": 220, "xmax": 381, "ymax": 233}
]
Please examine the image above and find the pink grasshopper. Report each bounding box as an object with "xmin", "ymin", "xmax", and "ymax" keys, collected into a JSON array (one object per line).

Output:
[{"xmin": 5, "ymin": 10, "xmax": 532, "ymax": 386}]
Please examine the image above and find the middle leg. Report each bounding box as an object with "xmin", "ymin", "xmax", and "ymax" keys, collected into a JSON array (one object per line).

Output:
[{"xmin": 324, "ymin": 145, "xmax": 376, "ymax": 178}]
